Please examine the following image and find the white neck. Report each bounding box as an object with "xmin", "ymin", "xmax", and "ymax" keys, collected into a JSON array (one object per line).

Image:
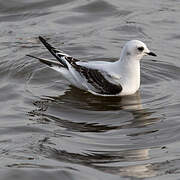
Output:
[{"xmin": 114, "ymin": 55, "xmax": 141, "ymax": 95}]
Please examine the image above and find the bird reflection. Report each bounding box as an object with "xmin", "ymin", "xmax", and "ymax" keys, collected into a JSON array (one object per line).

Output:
[
  {"xmin": 29, "ymin": 87, "xmax": 160, "ymax": 132},
  {"xmin": 28, "ymin": 87, "xmax": 162, "ymax": 178},
  {"xmin": 38, "ymin": 145, "xmax": 157, "ymax": 178}
]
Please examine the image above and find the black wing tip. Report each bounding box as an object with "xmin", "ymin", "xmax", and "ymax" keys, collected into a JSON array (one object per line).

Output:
[
  {"xmin": 26, "ymin": 54, "xmax": 35, "ymax": 58},
  {"xmin": 39, "ymin": 36, "xmax": 45, "ymax": 42},
  {"xmin": 38, "ymin": 36, "xmax": 48, "ymax": 45},
  {"xmin": 26, "ymin": 54, "xmax": 53, "ymax": 67},
  {"xmin": 37, "ymin": 36, "xmax": 69, "ymax": 68},
  {"xmin": 38, "ymin": 36, "xmax": 54, "ymax": 51},
  {"xmin": 26, "ymin": 54, "xmax": 42, "ymax": 61}
]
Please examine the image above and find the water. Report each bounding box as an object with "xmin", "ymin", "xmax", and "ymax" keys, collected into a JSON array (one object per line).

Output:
[{"xmin": 0, "ymin": 0, "xmax": 180, "ymax": 179}]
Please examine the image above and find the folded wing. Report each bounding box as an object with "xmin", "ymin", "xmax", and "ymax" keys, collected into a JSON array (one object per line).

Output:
[{"xmin": 66, "ymin": 58, "xmax": 122, "ymax": 95}]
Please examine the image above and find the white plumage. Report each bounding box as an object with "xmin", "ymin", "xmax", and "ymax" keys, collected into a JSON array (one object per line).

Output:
[{"xmin": 27, "ymin": 37, "xmax": 156, "ymax": 96}]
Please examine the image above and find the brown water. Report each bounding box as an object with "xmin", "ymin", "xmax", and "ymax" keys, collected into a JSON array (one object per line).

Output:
[{"xmin": 1, "ymin": 0, "xmax": 180, "ymax": 179}]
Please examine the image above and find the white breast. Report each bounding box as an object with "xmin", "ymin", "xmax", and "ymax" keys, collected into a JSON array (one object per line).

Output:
[{"xmin": 112, "ymin": 58, "xmax": 141, "ymax": 96}]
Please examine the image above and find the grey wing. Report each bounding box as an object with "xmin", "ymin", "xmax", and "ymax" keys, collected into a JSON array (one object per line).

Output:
[
  {"xmin": 68, "ymin": 60, "xmax": 122, "ymax": 95},
  {"xmin": 37, "ymin": 36, "xmax": 122, "ymax": 95}
]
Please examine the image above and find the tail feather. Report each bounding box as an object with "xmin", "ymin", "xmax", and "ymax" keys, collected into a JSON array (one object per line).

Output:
[
  {"xmin": 38, "ymin": 36, "xmax": 68, "ymax": 68},
  {"xmin": 26, "ymin": 54, "xmax": 64, "ymax": 68}
]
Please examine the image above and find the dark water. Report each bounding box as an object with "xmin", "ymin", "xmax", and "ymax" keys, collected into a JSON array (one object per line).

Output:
[{"xmin": 1, "ymin": 0, "xmax": 180, "ymax": 179}]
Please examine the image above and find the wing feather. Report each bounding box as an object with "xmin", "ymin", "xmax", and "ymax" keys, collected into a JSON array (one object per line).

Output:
[{"xmin": 65, "ymin": 57, "xmax": 122, "ymax": 95}]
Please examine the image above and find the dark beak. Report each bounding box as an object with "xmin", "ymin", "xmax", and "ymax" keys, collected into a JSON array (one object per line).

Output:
[{"xmin": 147, "ymin": 52, "xmax": 157, "ymax": 56}]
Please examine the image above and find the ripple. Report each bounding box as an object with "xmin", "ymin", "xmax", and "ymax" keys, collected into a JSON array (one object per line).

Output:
[
  {"xmin": 20, "ymin": 56, "xmax": 180, "ymax": 178},
  {"xmin": 142, "ymin": 60, "xmax": 180, "ymax": 84},
  {"xmin": 56, "ymin": 1, "xmax": 130, "ymax": 25},
  {"xmin": 0, "ymin": 12, "xmax": 51, "ymax": 22},
  {"xmin": 73, "ymin": 1, "xmax": 118, "ymax": 15},
  {"xmin": 1, "ymin": 0, "xmax": 180, "ymax": 179},
  {"xmin": 0, "ymin": 0, "xmax": 74, "ymax": 14}
]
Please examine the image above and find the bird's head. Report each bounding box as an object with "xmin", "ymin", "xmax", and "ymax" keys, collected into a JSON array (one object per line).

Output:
[{"xmin": 121, "ymin": 40, "xmax": 157, "ymax": 61}]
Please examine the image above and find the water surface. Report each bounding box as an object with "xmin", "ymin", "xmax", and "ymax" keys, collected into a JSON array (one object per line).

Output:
[{"xmin": 1, "ymin": 0, "xmax": 180, "ymax": 179}]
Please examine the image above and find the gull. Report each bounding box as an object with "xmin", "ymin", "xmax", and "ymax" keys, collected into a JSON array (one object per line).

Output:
[{"xmin": 27, "ymin": 36, "xmax": 156, "ymax": 96}]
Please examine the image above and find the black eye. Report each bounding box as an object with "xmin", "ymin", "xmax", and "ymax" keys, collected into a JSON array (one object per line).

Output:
[{"xmin": 137, "ymin": 46, "xmax": 144, "ymax": 51}]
